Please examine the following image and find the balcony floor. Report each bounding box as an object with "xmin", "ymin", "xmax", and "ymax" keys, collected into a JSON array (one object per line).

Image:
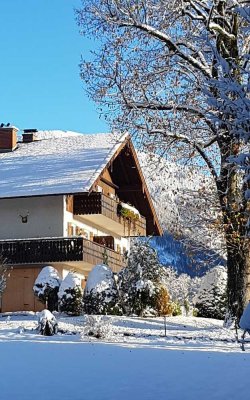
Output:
[{"xmin": 75, "ymin": 214, "xmax": 137, "ymax": 237}]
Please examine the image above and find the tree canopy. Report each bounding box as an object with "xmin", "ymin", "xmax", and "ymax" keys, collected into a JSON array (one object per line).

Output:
[{"xmin": 76, "ymin": 0, "xmax": 250, "ymax": 319}]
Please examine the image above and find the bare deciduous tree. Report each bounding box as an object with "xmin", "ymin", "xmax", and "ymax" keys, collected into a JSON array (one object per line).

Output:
[
  {"xmin": 0, "ymin": 256, "xmax": 10, "ymax": 306},
  {"xmin": 76, "ymin": 0, "xmax": 250, "ymax": 319}
]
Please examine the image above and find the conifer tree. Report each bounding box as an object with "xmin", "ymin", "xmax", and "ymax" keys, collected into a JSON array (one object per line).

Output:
[
  {"xmin": 33, "ymin": 266, "xmax": 61, "ymax": 312},
  {"xmin": 119, "ymin": 240, "xmax": 166, "ymax": 316},
  {"xmin": 195, "ymin": 266, "xmax": 227, "ymax": 320},
  {"xmin": 58, "ymin": 272, "xmax": 83, "ymax": 316},
  {"xmin": 83, "ymin": 264, "xmax": 119, "ymax": 315}
]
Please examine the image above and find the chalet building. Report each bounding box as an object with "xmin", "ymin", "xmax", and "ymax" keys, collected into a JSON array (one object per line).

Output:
[{"xmin": 0, "ymin": 126, "xmax": 162, "ymax": 312}]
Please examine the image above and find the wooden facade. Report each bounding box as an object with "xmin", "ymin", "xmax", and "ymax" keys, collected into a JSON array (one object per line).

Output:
[
  {"xmin": 82, "ymin": 239, "xmax": 124, "ymax": 273},
  {"xmin": 1, "ymin": 267, "xmax": 44, "ymax": 313}
]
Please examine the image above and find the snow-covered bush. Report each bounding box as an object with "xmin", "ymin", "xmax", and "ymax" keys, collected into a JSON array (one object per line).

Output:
[
  {"xmin": 37, "ymin": 309, "xmax": 58, "ymax": 336},
  {"xmin": 33, "ymin": 266, "xmax": 61, "ymax": 311},
  {"xmin": 119, "ymin": 240, "xmax": 167, "ymax": 316},
  {"xmin": 83, "ymin": 264, "xmax": 119, "ymax": 315},
  {"xmin": 194, "ymin": 266, "xmax": 227, "ymax": 320},
  {"xmin": 58, "ymin": 272, "xmax": 83, "ymax": 316},
  {"xmin": 81, "ymin": 315, "xmax": 114, "ymax": 339}
]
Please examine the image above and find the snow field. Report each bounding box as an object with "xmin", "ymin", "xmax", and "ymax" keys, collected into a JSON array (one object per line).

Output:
[
  {"xmin": 0, "ymin": 314, "xmax": 249, "ymax": 400},
  {"xmin": 0, "ymin": 340, "xmax": 249, "ymax": 400}
]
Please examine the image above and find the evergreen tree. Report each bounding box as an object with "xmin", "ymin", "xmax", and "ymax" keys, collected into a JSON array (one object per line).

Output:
[
  {"xmin": 58, "ymin": 272, "xmax": 83, "ymax": 316},
  {"xmin": 195, "ymin": 266, "xmax": 227, "ymax": 320},
  {"xmin": 33, "ymin": 266, "xmax": 61, "ymax": 312},
  {"xmin": 119, "ymin": 240, "xmax": 166, "ymax": 316},
  {"xmin": 83, "ymin": 264, "xmax": 119, "ymax": 315}
]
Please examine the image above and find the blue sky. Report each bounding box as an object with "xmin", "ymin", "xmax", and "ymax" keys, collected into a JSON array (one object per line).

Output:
[{"xmin": 0, "ymin": 0, "xmax": 108, "ymax": 133}]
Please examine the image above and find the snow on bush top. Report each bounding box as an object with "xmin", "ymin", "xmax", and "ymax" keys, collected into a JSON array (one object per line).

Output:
[
  {"xmin": 33, "ymin": 266, "xmax": 61, "ymax": 295},
  {"xmin": 58, "ymin": 272, "xmax": 83, "ymax": 299},
  {"xmin": 85, "ymin": 264, "xmax": 115, "ymax": 294},
  {"xmin": 38, "ymin": 309, "xmax": 57, "ymax": 323}
]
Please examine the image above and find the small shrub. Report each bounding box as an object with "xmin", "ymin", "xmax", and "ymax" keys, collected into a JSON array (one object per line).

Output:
[
  {"xmin": 82, "ymin": 315, "xmax": 114, "ymax": 339},
  {"xmin": 58, "ymin": 272, "xmax": 83, "ymax": 316},
  {"xmin": 172, "ymin": 301, "xmax": 182, "ymax": 316},
  {"xmin": 192, "ymin": 308, "xmax": 198, "ymax": 317},
  {"xmin": 155, "ymin": 286, "xmax": 173, "ymax": 316},
  {"xmin": 33, "ymin": 266, "xmax": 61, "ymax": 312},
  {"xmin": 37, "ymin": 309, "xmax": 58, "ymax": 336}
]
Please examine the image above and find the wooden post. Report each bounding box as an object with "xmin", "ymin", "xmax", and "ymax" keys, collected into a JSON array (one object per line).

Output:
[{"xmin": 164, "ymin": 316, "xmax": 167, "ymax": 337}]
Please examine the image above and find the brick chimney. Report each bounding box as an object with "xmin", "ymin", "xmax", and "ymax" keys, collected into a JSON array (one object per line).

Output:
[{"xmin": 0, "ymin": 125, "xmax": 18, "ymax": 152}]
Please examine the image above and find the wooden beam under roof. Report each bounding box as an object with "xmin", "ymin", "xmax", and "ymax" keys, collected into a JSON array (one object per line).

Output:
[{"xmin": 100, "ymin": 177, "xmax": 119, "ymax": 190}]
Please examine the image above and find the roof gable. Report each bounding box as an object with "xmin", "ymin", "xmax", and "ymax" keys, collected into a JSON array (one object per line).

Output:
[{"xmin": 94, "ymin": 138, "xmax": 163, "ymax": 236}]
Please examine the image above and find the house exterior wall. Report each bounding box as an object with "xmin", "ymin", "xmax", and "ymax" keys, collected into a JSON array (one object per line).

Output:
[
  {"xmin": 0, "ymin": 194, "xmax": 129, "ymax": 251},
  {"xmin": 0, "ymin": 196, "xmax": 64, "ymax": 240},
  {"xmin": 0, "ymin": 194, "xmax": 130, "ymax": 312}
]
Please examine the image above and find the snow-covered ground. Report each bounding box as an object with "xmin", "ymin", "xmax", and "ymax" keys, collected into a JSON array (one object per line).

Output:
[{"xmin": 0, "ymin": 313, "xmax": 249, "ymax": 400}]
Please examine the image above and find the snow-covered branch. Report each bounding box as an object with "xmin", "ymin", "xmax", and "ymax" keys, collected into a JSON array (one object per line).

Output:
[
  {"xmin": 77, "ymin": 0, "xmax": 250, "ymax": 316},
  {"xmin": 119, "ymin": 21, "xmax": 212, "ymax": 78}
]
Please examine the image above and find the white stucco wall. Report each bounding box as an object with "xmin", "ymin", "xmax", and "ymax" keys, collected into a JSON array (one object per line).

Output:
[{"xmin": 0, "ymin": 196, "xmax": 64, "ymax": 240}]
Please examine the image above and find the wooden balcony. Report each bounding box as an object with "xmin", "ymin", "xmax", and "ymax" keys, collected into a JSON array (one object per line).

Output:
[
  {"xmin": 73, "ymin": 192, "xmax": 146, "ymax": 236},
  {"xmin": 0, "ymin": 237, "xmax": 125, "ymax": 273},
  {"xmin": 83, "ymin": 239, "xmax": 124, "ymax": 273}
]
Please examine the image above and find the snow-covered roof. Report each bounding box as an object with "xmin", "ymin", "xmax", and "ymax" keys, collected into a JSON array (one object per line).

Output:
[{"xmin": 0, "ymin": 130, "xmax": 129, "ymax": 198}]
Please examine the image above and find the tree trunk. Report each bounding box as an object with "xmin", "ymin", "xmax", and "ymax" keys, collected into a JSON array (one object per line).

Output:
[
  {"xmin": 226, "ymin": 236, "xmax": 250, "ymax": 321},
  {"xmin": 217, "ymin": 143, "xmax": 249, "ymax": 321},
  {"xmin": 244, "ymin": 244, "xmax": 250, "ymax": 305}
]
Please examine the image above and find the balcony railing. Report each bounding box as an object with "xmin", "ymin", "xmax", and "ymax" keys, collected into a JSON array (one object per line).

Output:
[
  {"xmin": 73, "ymin": 192, "xmax": 146, "ymax": 236},
  {"xmin": 0, "ymin": 237, "xmax": 125, "ymax": 272},
  {"xmin": 0, "ymin": 237, "xmax": 83, "ymax": 264}
]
